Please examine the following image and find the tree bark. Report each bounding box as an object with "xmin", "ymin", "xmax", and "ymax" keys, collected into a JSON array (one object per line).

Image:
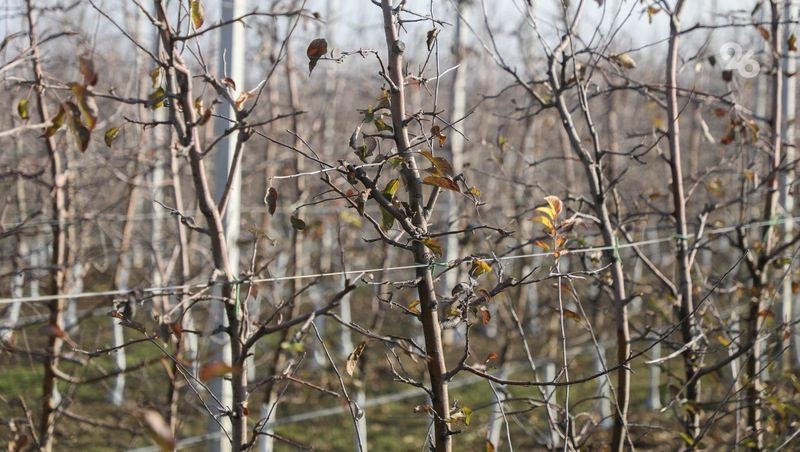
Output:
[
  {"xmin": 380, "ymin": 2, "xmax": 451, "ymax": 450},
  {"xmin": 26, "ymin": 2, "xmax": 68, "ymax": 450},
  {"xmin": 546, "ymin": 9, "xmax": 630, "ymax": 447},
  {"xmin": 746, "ymin": 2, "xmax": 783, "ymax": 448},
  {"xmin": 665, "ymin": 0, "xmax": 700, "ymax": 440}
]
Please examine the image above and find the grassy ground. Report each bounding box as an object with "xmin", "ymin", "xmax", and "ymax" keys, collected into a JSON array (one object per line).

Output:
[{"xmin": 3, "ymin": 305, "xmax": 798, "ymax": 451}]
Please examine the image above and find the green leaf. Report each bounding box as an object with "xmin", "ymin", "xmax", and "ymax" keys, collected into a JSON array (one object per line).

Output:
[
  {"xmin": 104, "ymin": 127, "xmax": 120, "ymax": 148},
  {"xmin": 339, "ymin": 210, "xmax": 363, "ymax": 228},
  {"xmin": 17, "ymin": 99, "xmax": 29, "ymax": 120},
  {"xmin": 462, "ymin": 406, "xmax": 473, "ymax": 426},
  {"xmin": 387, "ymin": 156, "xmax": 403, "ymax": 167},
  {"xmin": 678, "ymin": 432, "xmax": 695, "ymax": 446},
  {"xmin": 450, "ymin": 405, "xmax": 473, "ymax": 426},
  {"xmin": 374, "ymin": 116, "xmax": 393, "ymax": 133},
  {"xmin": 611, "ymin": 52, "xmax": 637, "ymax": 69},
  {"xmin": 380, "ymin": 207, "xmax": 395, "ymax": 231},
  {"xmin": 360, "ymin": 106, "xmax": 375, "ymax": 124},
  {"xmin": 531, "ymin": 215, "xmax": 553, "ymax": 231},
  {"xmin": 497, "ymin": 134, "xmax": 508, "ymax": 151},
  {"xmin": 148, "ymin": 86, "xmax": 166, "ymax": 110},
  {"xmin": 190, "ymin": 1, "xmax": 205, "ymax": 29},
  {"xmin": 42, "ymin": 104, "xmax": 66, "ymax": 138},
  {"xmin": 379, "ymin": 178, "xmax": 401, "ymax": 231},
  {"xmin": 535, "ymin": 205, "xmax": 556, "ymax": 220},
  {"xmin": 280, "ymin": 341, "xmax": 305, "ymax": 353}
]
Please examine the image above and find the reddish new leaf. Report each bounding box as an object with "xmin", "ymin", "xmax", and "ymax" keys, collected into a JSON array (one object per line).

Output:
[
  {"xmin": 199, "ymin": 361, "xmax": 239, "ymax": 381},
  {"xmin": 306, "ymin": 38, "xmax": 328, "ymax": 75},
  {"xmin": 423, "ymin": 175, "xmax": 459, "ymax": 192},
  {"xmin": 479, "ymin": 306, "xmax": 491, "ymax": 325}
]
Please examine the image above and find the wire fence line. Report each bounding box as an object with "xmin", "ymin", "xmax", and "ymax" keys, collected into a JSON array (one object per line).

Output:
[{"xmin": 2, "ymin": 215, "xmax": 799, "ymax": 305}]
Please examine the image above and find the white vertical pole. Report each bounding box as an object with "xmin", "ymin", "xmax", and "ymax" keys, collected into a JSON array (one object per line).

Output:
[
  {"xmin": 31, "ymin": 235, "xmax": 43, "ymax": 298},
  {"xmin": 544, "ymin": 362, "xmax": 560, "ymax": 448},
  {"xmin": 1, "ymin": 241, "xmax": 25, "ymax": 344},
  {"xmin": 595, "ymin": 344, "xmax": 612, "ymax": 427},
  {"xmin": 486, "ymin": 371, "xmax": 507, "ymax": 449},
  {"xmin": 647, "ymin": 220, "xmax": 663, "ymax": 409},
  {"xmin": 2, "ymin": 176, "xmax": 28, "ymax": 344},
  {"xmin": 65, "ymin": 263, "xmax": 84, "ymax": 330},
  {"xmin": 647, "ymin": 342, "xmax": 662, "ymax": 410},
  {"xmin": 209, "ymin": 0, "xmax": 246, "ymax": 451},
  {"xmin": 110, "ymin": 257, "xmax": 130, "ymax": 406},
  {"xmin": 443, "ymin": 0, "xmax": 469, "ymax": 345},
  {"xmin": 354, "ymin": 384, "xmax": 368, "ymax": 452},
  {"xmin": 780, "ymin": 0, "xmax": 798, "ymax": 369}
]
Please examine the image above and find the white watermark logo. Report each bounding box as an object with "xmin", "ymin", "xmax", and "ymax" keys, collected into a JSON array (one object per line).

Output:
[{"xmin": 719, "ymin": 42, "xmax": 760, "ymax": 78}]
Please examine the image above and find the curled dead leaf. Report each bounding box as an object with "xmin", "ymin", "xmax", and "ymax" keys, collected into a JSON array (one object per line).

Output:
[{"xmin": 307, "ymin": 38, "xmax": 328, "ymax": 75}]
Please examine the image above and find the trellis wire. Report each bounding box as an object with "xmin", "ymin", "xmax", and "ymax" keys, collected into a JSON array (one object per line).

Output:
[{"xmin": 1, "ymin": 215, "xmax": 798, "ymax": 305}]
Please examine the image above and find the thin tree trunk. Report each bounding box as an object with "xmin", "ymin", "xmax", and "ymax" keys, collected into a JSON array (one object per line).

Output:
[
  {"xmin": 747, "ymin": 2, "xmax": 783, "ymax": 448},
  {"xmin": 665, "ymin": 0, "xmax": 700, "ymax": 440},
  {"xmin": 547, "ymin": 22, "xmax": 630, "ymax": 449},
  {"xmin": 153, "ymin": 2, "xmax": 244, "ymax": 449},
  {"xmin": 26, "ymin": 2, "xmax": 68, "ymax": 449},
  {"xmin": 380, "ymin": 2, "xmax": 451, "ymax": 450}
]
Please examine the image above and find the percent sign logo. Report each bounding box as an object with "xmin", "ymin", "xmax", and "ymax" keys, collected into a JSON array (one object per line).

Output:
[{"xmin": 719, "ymin": 42, "xmax": 760, "ymax": 78}]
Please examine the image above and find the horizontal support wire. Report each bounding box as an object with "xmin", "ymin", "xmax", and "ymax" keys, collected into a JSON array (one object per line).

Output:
[{"xmin": 1, "ymin": 215, "xmax": 798, "ymax": 305}]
